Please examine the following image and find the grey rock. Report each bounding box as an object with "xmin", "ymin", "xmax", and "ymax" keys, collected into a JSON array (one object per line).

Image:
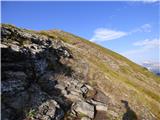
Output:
[
  {"xmin": 55, "ymin": 84, "xmax": 66, "ymax": 91},
  {"xmin": 21, "ymin": 32, "xmax": 33, "ymax": 39},
  {"xmin": 57, "ymin": 46, "xmax": 72, "ymax": 58},
  {"xmin": 1, "ymin": 28, "xmax": 11, "ymax": 36},
  {"xmin": 88, "ymin": 99, "xmax": 108, "ymax": 112},
  {"xmin": 24, "ymin": 43, "xmax": 43, "ymax": 54},
  {"xmin": 0, "ymin": 44, "xmax": 8, "ymax": 48},
  {"xmin": 80, "ymin": 85, "xmax": 89, "ymax": 94},
  {"xmin": 10, "ymin": 44, "xmax": 20, "ymax": 52},
  {"xmin": 72, "ymin": 101, "xmax": 95, "ymax": 118},
  {"xmin": 36, "ymin": 100, "xmax": 57, "ymax": 119},
  {"xmin": 36, "ymin": 100, "xmax": 64, "ymax": 120}
]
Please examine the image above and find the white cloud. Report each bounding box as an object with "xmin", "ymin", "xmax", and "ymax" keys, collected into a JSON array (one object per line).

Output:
[
  {"xmin": 130, "ymin": 24, "xmax": 152, "ymax": 34},
  {"xmin": 122, "ymin": 38, "xmax": 160, "ymax": 57},
  {"xmin": 90, "ymin": 24, "xmax": 152, "ymax": 42},
  {"xmin": 90, "ymin": 28, "xmax": 127, "ymax": 42},
  {"xmin": 133, "ymin": 39, "xmax": 160, "ymax": 47},
  {"xmin": 140, "ymin": 24, "xmax": 152, "ymax": 32}
]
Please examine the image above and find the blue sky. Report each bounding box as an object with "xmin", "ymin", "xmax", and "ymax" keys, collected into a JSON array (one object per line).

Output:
[{"xmin": 1, "ymin": 1, "xmax": 160, "ymax": 69}]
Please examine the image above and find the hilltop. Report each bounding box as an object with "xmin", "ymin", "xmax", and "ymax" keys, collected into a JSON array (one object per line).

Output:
[{"xmin": 1, "ymin": 24, "xmax": 160, "ymax": 120}]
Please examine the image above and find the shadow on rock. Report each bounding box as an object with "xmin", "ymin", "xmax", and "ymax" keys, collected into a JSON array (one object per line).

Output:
[
  {"xmin": 121, "ymin": 100, "xmax": 138, "ymax": 120},
  {"xmin": 1, "ymin": 44, "xmax": 74, "ymax": 120}
]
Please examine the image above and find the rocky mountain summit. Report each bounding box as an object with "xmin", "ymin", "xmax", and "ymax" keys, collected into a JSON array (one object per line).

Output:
[
  {"xmin": 1, "ymin": 24, "xmax": 108, "ymax": 120},
  {"xmin": 1, "ymin": 24, "xmax": 160, "ymax": 120}
]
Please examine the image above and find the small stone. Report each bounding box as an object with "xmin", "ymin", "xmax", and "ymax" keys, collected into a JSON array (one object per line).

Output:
[{"xmin": 80, "ymin": 85, "xmax": 89, "ymax": 94}]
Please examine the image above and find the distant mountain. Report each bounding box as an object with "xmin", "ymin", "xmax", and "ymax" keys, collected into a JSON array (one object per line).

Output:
[
  {"xmin": 156, "ymin": 73, "xmax": 160, "ymax": 76},
  {"xmin": 1, "ymin": 24, "xmax": 160, "ymax": 120},
  {"xmin": 142, "ymin": 61, "xmax": 160, "ymax": 76}
]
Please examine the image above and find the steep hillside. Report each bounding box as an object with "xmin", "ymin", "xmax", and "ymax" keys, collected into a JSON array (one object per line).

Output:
[{"xmin": 1, "ymin": 24, "xmax": 160, "ymax": 120}]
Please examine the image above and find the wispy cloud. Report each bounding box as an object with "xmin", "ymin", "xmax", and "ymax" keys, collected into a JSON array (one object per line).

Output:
[
  {"xmin": 122, "ymin": 38, "xmax": 160, "ymax": 56},
  {"xmin": 90, "ymin": 28, "xmax": 127, "ymax": 42},
  {"xmin": 139, "ymin": 24, "xmax": 152, "ymax": 32},
  {"xmin": 90, "ymin": 24, "xmax": 152, "ymax": 42},
  {"xmin": 130, "ymin": 24, "xmax": 152, "ymax": 34},
  {"xmin": 133, "ymin": 38, "xmax": 160, "ymax": 47}
]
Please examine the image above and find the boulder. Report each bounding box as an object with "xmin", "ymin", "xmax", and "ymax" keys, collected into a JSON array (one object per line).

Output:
[
  {"xmin": 72, "ymin": 101, "xmax": 95, "ymax": 118},
  {"xmin": 35, "ymin": 100, "xmax": 64, "ymax": 120},
  {"xmin": 88, "ymin": 99, "xmax": 108, "ymax": 112}
]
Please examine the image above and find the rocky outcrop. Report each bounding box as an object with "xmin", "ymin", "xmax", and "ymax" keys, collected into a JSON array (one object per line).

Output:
[
  {"xmin": 1, "ymin": 24, "xmax": 109, "ymax": 120},
  {"xmin": 1, "ymin": 24, "xmax": 73, "ymax": 120}
]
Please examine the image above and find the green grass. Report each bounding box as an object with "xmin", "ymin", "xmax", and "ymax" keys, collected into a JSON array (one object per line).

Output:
[
  {"xmin": 25, "ymin": 109, "xmax": 37, "ymax": 119},
  {"xmin": 21, "ymin": 25, "xmax": 160, "ymax": 97}
]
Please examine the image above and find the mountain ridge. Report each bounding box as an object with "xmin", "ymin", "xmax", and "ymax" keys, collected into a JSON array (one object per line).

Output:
[{"xmin": 1, "ymin": 24, "xmax": 160, "ymax": 120}]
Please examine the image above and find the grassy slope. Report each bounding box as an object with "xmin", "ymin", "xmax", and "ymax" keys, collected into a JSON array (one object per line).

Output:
[
  {"xmin": 39, "ymin": 30, "xmax": 160, "ymax": 119},
  {"xmin": 2, "ymin": 24, "xmax": 160, "ymax": 119}
]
